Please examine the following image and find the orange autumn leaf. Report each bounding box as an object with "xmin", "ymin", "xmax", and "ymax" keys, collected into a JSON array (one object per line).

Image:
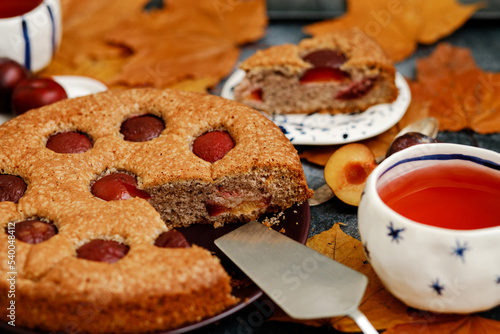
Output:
[
  {"xmin": 105, "ymin": 0, "xmax": 267, "ymax": 88},
  {"xmin": 471, "ymin": 72, "xmax": 500, "ymax": 133},
  {"xmin": 304, "ymin": 0, "xmax": 483, "ymax": 62},
  {"xmin": 416, "ymin": 0, "xmax": 484, "ymax": 44},
  {"xmin": 306, "ymin": 223, "xmax": 362, "ymax": 262},
  {"xmin": 299, "ymin": 146, "xmax": 339, "ymax": 166},
  {"xmin": 415, "ymin": 42, "xmax": 479, "ymax": 83},
  {"xmin": 41, "ymin": 0, "xmax": 267, "ymax": 91},
  {"xmin": 384, "ymin": 314, "xmax": 500, "ymax": 334},
  {"xmin": 362, "ymin": 126, "xmax": 398, "ymax": 159},
  {"xmin": 397, "ymin": 81, "xmax": 433, "ymax": 130},
  {"xmin": 299, "ymin": 126, "xmax": 398, "ymax": 167},
  {"xmin": 401, "ymin": 43, "xmax": 500, "ymax": 133},
  {"xmin": 40, "ymin": 0, "xmax": 146, "ymax": 79}
]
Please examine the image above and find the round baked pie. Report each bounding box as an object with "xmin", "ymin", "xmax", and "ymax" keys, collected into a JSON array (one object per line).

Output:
[{"xmin": 0, "ymin": 88, "xmax": 312, "ymax": 333}]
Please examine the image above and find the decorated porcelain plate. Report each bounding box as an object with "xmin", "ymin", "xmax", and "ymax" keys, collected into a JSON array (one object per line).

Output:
[{"xmin": 221, "ymin": 70, "xmax": 411, "ymax": 145}]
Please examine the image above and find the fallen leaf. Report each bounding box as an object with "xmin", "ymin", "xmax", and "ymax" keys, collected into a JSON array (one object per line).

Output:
[
  {"xmin": 415, "ymin": 42, "xmax": 479, "ymax": 83},
  {"xmin": 299, "ymin": 146, "xmax": 339, "ymax": 166},
  {"xmin": 471, "ymin": 72, "xmax": 500, "ymax": 133},
  {"xmin": 384, "ymin": 314, "xmax": 500, "ymax": 334},
  {"xmin": 40, "ymin": 0, "xmax": 145, "ymax": 79},
  {"xmin": 397, "ymin": 81, "xmax": 433, "ymax": 130},
  {"xmin": 41, "ymin": 0, "xmax": 267, "ymax": 91},
  {"xmin": 401, "ymin": 43, "xmax": 500, "ymax": 133},
  {"xmin": 41, "ymin": 56, "xmax": 129, "ymax": 86},
  {"xmin": 416, "ymin": 0, "xmax": 485, "ymax": 44},
  {"xmin": 304, "ymin": 0, "xmax": 483, "ymax": 61},
  {"xmin": 362, "ymin": 126, "xmax": 398, "ymax": 160},
  {"xmin": 106, "ymin": 0, "xmax": 266, "ymax": 88},
  {"xmin": 306, "ymin": 223, "xmax": 353, "ymax": 260},
  {"xmin": 168, "ymin": 77, "xmax": 222, "ymax": 93},
  {"xmin": 299, "ymin": 126, "xmax": 398, "ymax": 167}
]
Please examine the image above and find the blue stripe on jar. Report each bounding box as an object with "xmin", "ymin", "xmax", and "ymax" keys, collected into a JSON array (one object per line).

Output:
[
  {"xmin": 381, "ymin": 153, "xmax": 500, "ymax": 178},
  {"xmin": 47, "ymin": 4, "xmax": 56, "ymax": 56},
  {"xmin": 21, "ymin": 18, "xmax": 31, "ymax": 72}
]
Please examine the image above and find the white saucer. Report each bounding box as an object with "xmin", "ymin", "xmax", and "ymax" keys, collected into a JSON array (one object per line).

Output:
[
  {"xmin": 52, "ymin": 75, "xmax": 108, "ymax": 99},
  {"xmin": 221, "ymin": 70, "xmax": 411, "ymax": 145}
]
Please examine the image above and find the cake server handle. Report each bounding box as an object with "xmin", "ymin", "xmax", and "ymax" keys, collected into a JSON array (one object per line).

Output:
[
  {"xmin": 307, "ymin": 183, "xmax": 335, "ymax": 206},
  {"xmin": 348, "ymin": 309, "xmax": 379, "ymax": 334}
]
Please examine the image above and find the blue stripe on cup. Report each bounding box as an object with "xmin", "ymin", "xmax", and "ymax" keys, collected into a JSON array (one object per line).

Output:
[
  {"xmin": 381, "ymin": 153, "xmax": 500, "ymax": 178},
  {"xmin": 22, "ymin": 18, "xmax": 31, "ymax": 72},
  {"xmin": 47, "ymin": 4, "xmax": 56, "ymax": 56}
]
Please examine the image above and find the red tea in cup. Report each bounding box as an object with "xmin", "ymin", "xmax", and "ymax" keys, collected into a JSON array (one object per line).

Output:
[
  {"xmin": 0, "ymin": 0, "xmax": 43, "ymax": 19},
  {"xmin": 378, "ymin": 163, "xmax": 500, "ymax": 230}
]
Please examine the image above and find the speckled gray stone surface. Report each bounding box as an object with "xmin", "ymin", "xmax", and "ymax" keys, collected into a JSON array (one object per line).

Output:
[{"xmin": 203, "ymin": 18, "xmax": 500, "ymax": 334}]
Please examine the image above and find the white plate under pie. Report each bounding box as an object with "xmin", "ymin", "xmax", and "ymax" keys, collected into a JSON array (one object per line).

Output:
[
  {"xmin": 0, "ymin": 75, "xmax": 108, "ymax": 125},
  {"xmin": 52, "ymin": 75, "xmax": 108, "ymax": 99},
  {"xmin": 221, "ymin": 69, "xmax": 411, "ymax": 145}
]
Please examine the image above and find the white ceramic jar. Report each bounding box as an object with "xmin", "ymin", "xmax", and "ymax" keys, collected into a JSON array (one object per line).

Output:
[
  {"xmin": 358, "ymin": 143, "xmax": 500, "ymax": 314},
  {"xmin": 0, "ymin": 0, "xmax": 62, "ymax": 73}
]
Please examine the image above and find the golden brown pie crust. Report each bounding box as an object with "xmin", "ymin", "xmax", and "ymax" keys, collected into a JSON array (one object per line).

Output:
[
  {"xmin": 0, "ymin": 88, "xmax": 312, "ymax": 333},
  {"xmin": 236, "ymin": 28, "xmax": 398, "ymax": 114},
  {"xmin": 240, "ymin": 28, "xmax": 395, "ymax": 74}
]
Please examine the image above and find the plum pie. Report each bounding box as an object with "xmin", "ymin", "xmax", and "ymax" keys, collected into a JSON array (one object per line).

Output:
[{"xmin": 0, "ymin": 88, "xmax": 312, "ymax": 333}]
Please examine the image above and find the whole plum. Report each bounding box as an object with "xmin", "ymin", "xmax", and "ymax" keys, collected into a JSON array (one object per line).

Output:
[
  {"xmin": 12, "ymin": 77, "xmax": 67, "ymax": 115},
  {"xmin": 386, "ymin": 132, "xmax": 438, "ymax": 158},
  {"xmin": 0, "ymin": 58, "xmax": 30, "ymax": 112}
]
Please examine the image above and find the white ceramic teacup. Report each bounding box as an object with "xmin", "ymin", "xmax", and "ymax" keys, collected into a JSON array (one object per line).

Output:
[
  {"xmin": 0, "ymin": 0, "xmax": 62, "ymax": 73},
  {"xmin": 358, "ymin": 143, "xmax": 500, "ymax": 314}
]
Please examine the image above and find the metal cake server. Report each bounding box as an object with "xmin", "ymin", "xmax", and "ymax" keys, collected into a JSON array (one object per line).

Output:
[
  {"xmin": 215, "ymin": 221, "xmax": 378, "ymax": 334},
  {"xmin": 308, "ymin": 117, "xmax": 439, "ymax": 206}
]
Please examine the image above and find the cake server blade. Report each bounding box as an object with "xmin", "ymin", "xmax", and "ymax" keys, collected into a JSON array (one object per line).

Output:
[{"xmin": 215, "ymin": 221, "xmax": 377, "ymax": 334}]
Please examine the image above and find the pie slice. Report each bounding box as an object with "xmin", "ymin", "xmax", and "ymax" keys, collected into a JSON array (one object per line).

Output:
[{"xmin": 234, "ymin": 28, "xmax": 398, "ymax": 115}]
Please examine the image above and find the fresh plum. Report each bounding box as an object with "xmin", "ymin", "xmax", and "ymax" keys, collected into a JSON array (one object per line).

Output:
[
  {"xmin": 0, "ymin": 57, "xmax": 30, "ymax": 112},
  {"xmin": 12, "ymin": 77, "xmax": 67, "ymax": 115},
  {"xmin": 386, "ymin": 132, "xmax": 438, "ymax": 158},
  {"xmin": 324, "ymin": 143, "xmax": 376, "ymax": 206}
]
